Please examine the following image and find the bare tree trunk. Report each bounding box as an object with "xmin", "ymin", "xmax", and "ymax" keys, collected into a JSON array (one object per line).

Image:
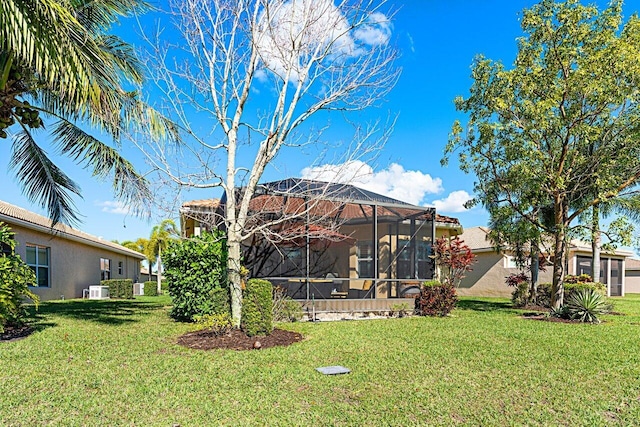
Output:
[
  {"xmin": 591, "ymin": 204, "xmax": 601, "ymax": 282},
  {"xmin": 227, "ymin": 227, "xmax": 243, "ymax": 328}
]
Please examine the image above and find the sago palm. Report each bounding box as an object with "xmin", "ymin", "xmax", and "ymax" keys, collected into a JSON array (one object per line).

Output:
[{"xmin": 0, "ymin": 0, "xmax": 179, "ymax": 225}]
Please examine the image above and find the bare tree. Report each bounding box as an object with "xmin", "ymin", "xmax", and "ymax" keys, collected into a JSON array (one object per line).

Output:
[{"xmin": 141, "ymin": 0, "xmax": 399, "ymax": 327}]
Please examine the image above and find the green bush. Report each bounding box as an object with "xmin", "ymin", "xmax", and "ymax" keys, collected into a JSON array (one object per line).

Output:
[
  {"xmin": 511, "ymin": 281, "xmax": 531, "ymax": 307},
  {"xmin": 535, "ymin": 280, "xmax": 607, "ymax": 309},
  {"xmin": 160, "ymin": 280, "xmax": 169, "ymax": 294},
  {"xmin": 143, "ymin": 281, "xmax": 158, "ymax": 296},
  {"xmin": 564, "ymin": 274, "xmax": 593, "ymax": 284},
  {"xmin": 193, "ymin": 313, "xmax": 232, "ymax": 336},
  {"xmin": 101, "ymin": 279, "xmax": 133, "ymax": 299},
  {"xmin": 0, "ymin": 222, "xmax": 39, "ymax": 333},
  {"xmin": 564, "ymin": 282, "xmax": 606, "ymax": 298},
  {"xmin": 242, "ymin": 278, "xmax": 273, "ymax": 336},
  {"xmin": 536, "ymin": 283, "xmax": 552, "ymax": 308},
  {"xmin": 415, "ymin": 281, "xmax": 458, "ymax": 317},
  {"xmin": 164, "ymin": 231, "xmax": 228, "ymax": 322}
]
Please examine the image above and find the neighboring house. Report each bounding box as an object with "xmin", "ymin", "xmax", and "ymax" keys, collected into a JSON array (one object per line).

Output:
[
  {"xmin": 624, "ymin": 259, "xmax": 640, "ymax": 294},
  {"xmin": 459, "ymin": 226, "xmax": 633, "ymax": 297},
  {"xmin": 180, "ymin": 178, "xmax": 462, "ymax": 306},
  {"xmin": 0, "ymin": 200, "xmax": 145, "ymax": 301}
]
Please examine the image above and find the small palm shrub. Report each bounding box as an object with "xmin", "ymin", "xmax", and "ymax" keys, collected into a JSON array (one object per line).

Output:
[
  {"xmin": 415, "ymin": 280, "xmax": 458, "ymax": 317},
  {"xmin": 564, "ymin": 288, "xmax": 609, "ymax": 323}
]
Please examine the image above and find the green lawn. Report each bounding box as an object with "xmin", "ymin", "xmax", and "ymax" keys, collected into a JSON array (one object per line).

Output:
[{"xmin": 2, "ymin": 295, "xmax": 640, "ymax": 426}]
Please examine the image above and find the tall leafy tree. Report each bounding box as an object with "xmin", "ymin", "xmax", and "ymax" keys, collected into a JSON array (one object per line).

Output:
[
  {"xmin": 148, "ymin": 219, "xmax": 179, "ymax": 293},
  {"xmin": 445, "ymin": 0, "xmax": 640, "ymax": 308},
  {"xmin": 0, "ymin": 0, "xmax": 179, "ymax": 225}
]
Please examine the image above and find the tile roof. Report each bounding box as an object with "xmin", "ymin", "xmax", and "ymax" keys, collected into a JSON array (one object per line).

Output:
[
  {"xmin": 182, "ymin": 197, "xmax": 460, "ymax": 226},
  {"xmin": 460, "ymin": 226, "xmax": 635, "ymax": 257},
  {"xmin": 0, "ymin": 200, "xmax": 145, "ymax": 259}
]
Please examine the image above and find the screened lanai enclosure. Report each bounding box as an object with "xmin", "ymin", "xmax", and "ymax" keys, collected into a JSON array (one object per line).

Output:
[{"xmin": 180, "ymin": 179, "xmax": 436, "ymax": 305}]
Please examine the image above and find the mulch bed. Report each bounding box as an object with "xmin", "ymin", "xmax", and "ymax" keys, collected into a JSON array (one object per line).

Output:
[
  {"xmin": 177, "ymin": 328, "xmax": 304, "ymax": 351},
  {"xmin": 1, "ymin": 325, "xmax": 34, "ymax": 342}
]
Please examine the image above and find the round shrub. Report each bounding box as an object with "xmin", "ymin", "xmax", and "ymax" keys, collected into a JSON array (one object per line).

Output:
[
  {"xmin": 242, "ymin": 278, "xmax": 273, "ymax": 336},
  {"xmin": 415, "ymin": 280, "xmax": 458, "ymax": 317}
]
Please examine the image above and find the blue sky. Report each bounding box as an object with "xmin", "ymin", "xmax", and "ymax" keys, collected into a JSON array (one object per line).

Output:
[{"xmin": 1, "ymin": 0, "xmax": 628, "ymax": 243}]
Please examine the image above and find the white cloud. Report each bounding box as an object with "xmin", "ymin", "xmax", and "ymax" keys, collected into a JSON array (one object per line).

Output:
[
  {"xmin": 354, "ymin": 12, "xmax": 392, "ymax": 46},
  {"xmin": 431, "ymin": 191, "xmax": 473, "ymax": 213},
  {"xmin": 301, "ymin": 160, "xmax": 443, "ymax": 205},
  {"xmin": 253, "ymin": 1, "xmax": 390, "ymax": 82},
  {"xmin": 95, "ymin": 200, "xmax": 131, "ymax": 215}
]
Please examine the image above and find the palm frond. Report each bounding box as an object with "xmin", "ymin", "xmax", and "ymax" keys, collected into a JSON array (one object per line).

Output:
[
  {"xmin": 50, "ymin": 120, "xmax": 152, "ymax": 219},
  {"xmin": 72, "ymin": 0, "xmax": 150, "ymax": 33},
  {"xmin": 8, "ymin": 128, "xmax": 82, "ymax": 226},
  {"xmin": 94, "ymin": 34, "xmax": 144, "ymax": 82}
]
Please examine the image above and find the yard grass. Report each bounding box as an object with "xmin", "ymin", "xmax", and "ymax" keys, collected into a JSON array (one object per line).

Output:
[{"xmin": 2, "ymin": 295, "xmax": 640, "ymax": 426}]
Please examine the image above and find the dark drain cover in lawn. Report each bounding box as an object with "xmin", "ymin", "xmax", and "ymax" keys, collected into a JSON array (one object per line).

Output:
[{"xmin": 177, "ymin": 328, "xmax": 303, "ymax": 351}]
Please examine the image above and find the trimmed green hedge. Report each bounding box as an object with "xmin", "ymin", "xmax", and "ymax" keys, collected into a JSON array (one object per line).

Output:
[
  {"xmin": 536, "ymin": 281, "xmax": 606, "ymax": 307},
  {"xmin": 143, "ymin": 281, "xmax": 158, "ymax": 296},
  {"xmin": 142, "ymin": 280, "xmax": 168, "ymax": 296},
  {"xmin": 101, "ymin": 279, "xmax": 133, "ymax": 299},
  {"xmin": 242, "ymin": 279, "xmax": 273, "ymax": 337}
]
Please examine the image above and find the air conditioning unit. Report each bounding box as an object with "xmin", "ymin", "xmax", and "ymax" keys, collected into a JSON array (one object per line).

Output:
[
  {"xmin": 133, "ymin": 283, "xmax": 144, "ymax": 296},
  {"xmin": 89, "ymin": 285, "xmax": 110, "ymax": 300}
]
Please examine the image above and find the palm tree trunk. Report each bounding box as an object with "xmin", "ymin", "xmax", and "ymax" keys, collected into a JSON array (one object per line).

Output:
[{"xmin": 156, "ymin": 247, "xmax": 162, "ymax": 294}]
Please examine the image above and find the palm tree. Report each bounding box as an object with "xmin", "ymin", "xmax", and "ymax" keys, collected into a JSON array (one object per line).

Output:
[
  {"xmin": 118, "ymin": 237, "xmax": 153, "ymax": 281},
  {"xmin": 148, "ymin": 219, "xmax": 179, "ymax": 293},
  {"xmin": 0, "ymin": 0, "xmax": 179, "ymax": 226}
]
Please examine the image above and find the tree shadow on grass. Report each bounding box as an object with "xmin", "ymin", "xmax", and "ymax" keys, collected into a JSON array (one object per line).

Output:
[
  {"xmin": 457, "ymin": 299, "xmax": 516, "ymax": 313},
  {"xmin": 29, "ymin": 298, "xmax": 168, "ymax": 326}
]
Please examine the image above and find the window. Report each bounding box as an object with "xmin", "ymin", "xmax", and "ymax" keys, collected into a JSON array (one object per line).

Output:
[
  {"xmin": 357, "ymin": 241, "xmax": 374, "ymax": 278},
  {"xmin": 416, "ymin": 242, "xmax": 432, "ymax": 279},
  {"xmin": 118, "ymin": 261, "xmax": 123, "ymax": 275},
  {"xmin": 26, "ymin": 244, "xmax": 50, "ymax": 287},
  {"xmin": 100, "ymin": 258, "xmax": 111, "ymax": 281},
  {"xmin": 397, "ymin": 239, "xmax": 411, "ymax": 279},
  {"xmin": 504, "ymin": 256, "xmax": 519, "ymax": 269},
  {"xmin": 398, "ymin": 240, "xmax": 432, "ymax": 279}
]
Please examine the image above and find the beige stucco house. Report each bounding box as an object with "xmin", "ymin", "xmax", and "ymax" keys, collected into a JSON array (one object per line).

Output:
[
  {"xmin": 624, "ymin": 258, "xmax": 640, "ymax": 294},
  {"xmin": 458, "ymin": 226, "xmax": 634, "ymax": 297},
  {"xmin": 0, "ymin": 200, "xmax": 145, "ymax": 301},
  {"xmin": 180, "ymin": 179, "xmax": 462, "ymax": 309}
]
